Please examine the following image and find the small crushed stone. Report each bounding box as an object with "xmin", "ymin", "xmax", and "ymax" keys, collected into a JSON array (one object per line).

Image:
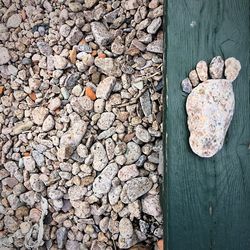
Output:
[{"xmin": 0, "ymin": 0, "xmax": 163, "ymax": 249}]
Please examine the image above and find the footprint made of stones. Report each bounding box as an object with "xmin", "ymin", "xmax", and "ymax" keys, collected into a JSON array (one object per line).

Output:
[{"xmin": 181, "ymin": 56, "xmax": 241, "ymax": 157}]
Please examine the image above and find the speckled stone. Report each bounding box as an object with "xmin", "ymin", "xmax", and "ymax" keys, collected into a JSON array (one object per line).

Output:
[
  {"xmin": 120, "ymin": 177, "xmax": 153, "ymax": 203},
  {"xmin": 91, "ymin": 141, "xmax": 108, "ymax": 171},
  {"xmin": 181, "ymin": 78, "xmax": 192, "ymax": 93},
  {"xmin": 186, "ymin": 57, "xmax": 241, "ymax": 158},
  {"xmin": 196, "ymin": 60, "xmax": 208, "ymax": 82},
  {"xmin": 189, "ymin": 69, "xmax": 199, "ymax": 87},
  {"xmin": 187, "ymin": 79, "xmax": 235, "ymax": 157},
  {"xmin": 225, "ymin": 57, "xmax": 241, "ymax": 81},
  {"xmin": 209, "ymin": 56, "xmax": 224, "ymax": 79},
  {"xmin": 119, "ymin": 217, "xmax": 133, "ymax": 239},
  {"xmin": 60, "ymin": 121, "xmax": 87, "ymax": 148},
  {"xmin": 0, "ymin": 47, "xmax": 11, "ymax": 65},
  {"xmin": 93, "ymin": 163, "xmax": 118, "ymax": 196}
]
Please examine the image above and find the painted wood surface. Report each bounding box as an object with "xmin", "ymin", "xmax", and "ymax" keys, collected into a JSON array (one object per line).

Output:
[{"xmin": 164, "ymin": 0, "xmax": 250, "ymax": 249}]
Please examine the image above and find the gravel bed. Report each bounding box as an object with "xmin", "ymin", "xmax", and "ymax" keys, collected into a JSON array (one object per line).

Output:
[{"xmin": 0, "ymin": 0, "xmax": 163, "ymax": 249}]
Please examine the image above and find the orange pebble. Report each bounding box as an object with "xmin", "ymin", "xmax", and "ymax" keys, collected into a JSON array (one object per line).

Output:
[
  {"xmin": 21, "ymin": 9, "xmax": 26, "ymax": 20},
  {"xmin": 98, "ymin": 53, "xmax": 106, "ymax": 59},
  {"xmin": 0, "ymin": 86, "xmax": 4, "ymax": 95},
  {"xmin": 23, "ymin": 152, "xmax": 30, "ymax": 157},
  {"xmin": 29, "ymin": 92, "xmax": 36, "ymax": 101},
  {"xmin": 69, "ymin": 48, "xmax": 77, "ymax": 64},
  {"xmin": 85, "ymin": 87, "xmax": 96, "ymax": 101},
  {"xmin": 157, "ymin": 240, "xmax": 164, "ymax": 250}
]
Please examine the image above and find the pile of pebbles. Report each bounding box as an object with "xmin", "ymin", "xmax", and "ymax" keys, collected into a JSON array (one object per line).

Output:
[{"xmin": 0, "ymin": 0, "xmax": 163, "ymax": 249}]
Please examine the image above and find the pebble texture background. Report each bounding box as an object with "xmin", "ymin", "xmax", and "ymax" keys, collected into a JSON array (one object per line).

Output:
[{"xmin": 0, "ymin": 0, "xmax": 163, "ymax": 249}]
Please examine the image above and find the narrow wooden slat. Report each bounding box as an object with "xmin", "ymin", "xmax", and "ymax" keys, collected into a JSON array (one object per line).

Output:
[{"xmin": 164, "ymin": 0, "xmax": 250, "ymax": 249}]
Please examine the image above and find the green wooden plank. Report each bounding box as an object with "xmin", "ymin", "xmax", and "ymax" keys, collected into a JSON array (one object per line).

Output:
[{"xmin": 164, "ymin": 0, "xmax": 250, "ymax": 249}]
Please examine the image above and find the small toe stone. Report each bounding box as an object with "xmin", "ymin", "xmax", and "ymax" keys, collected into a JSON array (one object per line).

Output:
[
  {"xmin": 225, "ymin": 57, "xmax": 241, "ymax": 81},
  {"xmin": 209, "ymin": 56, "xmax": 224, "ymax": 79},
  {"xmin": 189, "ymin": 70, "xmax": 199, "ymax": 87},
  {"xmin": 196, "ymin": 60, "xmax": 208, "ymax": 81},
  {"xmin": 181, "ymin": 78, "xmax": 192, "ymax": 93}
]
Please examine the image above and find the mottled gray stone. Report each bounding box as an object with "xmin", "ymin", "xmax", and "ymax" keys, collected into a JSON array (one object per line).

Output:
[
  {"xmin": 142, "ymin": 194, "xmax": 162, "ymax": 217},
  {"xmin": 0, "ymin": 47, "xmax": 10, "ymax": 65},
  {"xmin": 91, "ymin": 22, "xmax": 113, "ymax": 47},
  {"xmin": 140, "ymin": 90, "xmax": 152, "ymax": 117},
  {"xmin": 66, "ymin": 26, "xmax": 83, "ymax": 45},
  {"xmin": 135, "ymin": 125, "xmax": 151, "ymax": 142},
  {"xmin": 97, "ymin": 112, "xmax": 115, "ymax": 130},
  {"xmin": 181, "ymin": 78, "xmax": 192, "ymax": 93},
  {"xmin": 56, "ymin": 227, "xmax": 68, "ymax": 249},
  {"xmin": 209, "ymin": 56, "xmax": 224, "ymax": 79},
  {"xmin": 60, "ymin": 121, "xmax": 87, "ymax": 148},
  {"xmin": 93, "ymin": 163, "xmax": 118, "ymax": 196},
  {"xmin": 91, "ymin": 142, "xmax": 108, "ymax": 171},
  {"xmin": 120, "ymin": 177, "xmax": 153, "ymax": 203},
  {"xmin": 119, "ymin": 218, "xmax": 133, "ymax": 239},
  {"xmin": 96, "ymin": 76, "xmax": 116, "ymax": 100},
  {"xmin": 125, "ymin": 142, "xmax": 141, "ymax": 164}
]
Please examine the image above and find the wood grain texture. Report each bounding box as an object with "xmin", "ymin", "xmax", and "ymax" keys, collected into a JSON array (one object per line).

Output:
[{"xmin": 164, "ymin": 0, "xmax": 250, "ymax": 249}]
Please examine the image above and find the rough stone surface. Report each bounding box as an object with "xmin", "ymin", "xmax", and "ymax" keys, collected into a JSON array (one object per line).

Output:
[
  {"xmin": 68, "ymin": 185, "xmax": 87, "ymax": 201},
  {"xmin": 147, "ymin": 17, "xmax": 162, "ymax": 34},
  {"xmin": 60, "ymin": 121, "xmax": 87, "ymax": 148},
  {"xmin": 187, "ymin": 79, "xmax": 236, "ymax": 157},
  {"xmin": 48, "ymin": 97, "xmax": 61, "ymax": 111},
  {"xmin": 30, "ymin": 174, "xmax": 45, "ymax": 192},
  {"xmin": 209, "ymin": 56, "xmax": 224, "ymax": 79},
  {"xmin": 118, "ymin": 164, "xmax": 139, "ymax": 181},
  {"xmin": 120, "ymin": 177, "xmax": 153, "ymax": 203},
  {"xmin": 0, "ymin": 0, "xmax": 164, "ymax": 248},
  {"xmin": 37, "ymin": 41, "xmax": 52, "ymax": 56},
  {"xmin": 225, "ymin": 57, "xmax": 241, "ymax": 81},
  {"xmin": 32, "ymin": 107, "xmax": 49, "ymax": 125},
  {"xmin": 146, "ymin": 39, "xmax": 163, "ymax": 53},
  {"xmin": 66, "ymin": 26, "xmax": 83, "ymax": 46},
  {"xmin": 124, "ymin": 0, "xmax": 139, "ymax": 10},
  {"xmin": 91, "ymin": 22, "xmax": 113, "ymax": 47},
  {"xmin": 108, "ymin": 185, "xmax": 122, "ymax": 205},
  {"xmin": 71, "ymin": 201, "xmax": 91, "ymax": 218},
  {"xmin": 42, "ymin": 115, "xmax": 55, "ymax": 131},
  {"xmin": 0, "ymin": 47, "xmax": 11, "ymax": 65},
  {"xmin": 125, "ymin": 142, "xmax": 141, "ymax": 164},
  {"xmin": 142, "ymin": 194, "xmax": 162, "ymax": 217},
  {"xmin": 94, "ymin": 57, "xmax": 121, "ymax": 77},
  {"xmin": 135, "ymin": 125, "xmax": 151, "ymax": 142},
  {"xmin": 78, "ymin": 96, "xmax": 93, "ymax": 111},
  {"xmin": 56, "ymin": 227, "xmax": 68, "ymax": 249},
  {"xmin": 189, "ymin": 69, "xmax": 199, "ymax": 87},
  {"xmin": 96, "ymin": 76, "xmax": 116, "ymax": 100},
  {"xmin": 7, "ymin": 14, "xmax": 22, "ymax": 28},
  {"xmin": 23, "ymin": 156, "xmax": 36, "ymax": 172},
  {"xmin": 181, "ymin": 78, "xmax": 192, "ymax": 93},
  {"xmin": 97, "ymin": 112, "xmax": 115, "ymax": 130},
  {"xmin": 119, "ymin": 218, "xmax": 134, "ymax": 239},
  {"xmin": 196, "ymin": 60, "xmax": 208, "ymax": 82},
  {"xmin": 12, "ymin": 120, "xmax": 33, "ymax": 134},
  {"xmin": 93, "ymin": 163, "xmax": 118, "ymax": 196},
  {"xmin": 91, "ymin": 142, "xmax": 108, "ymax": 171},
  {"xmin": 85, "ymin": 0, "xmax": 97, "ymax": 8},
  {"xmin": 54, "ymin": 55, "xmax": 68, "ymax": 69},
  {"xmin": 140, "ymin": 90, "xmax": 152, "ymax": 117}
]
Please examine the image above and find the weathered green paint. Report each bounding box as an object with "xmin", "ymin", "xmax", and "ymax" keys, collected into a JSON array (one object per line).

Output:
[{"xmin": 164, "ymin": 0, "xmax": 250, "ymax": 249}]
